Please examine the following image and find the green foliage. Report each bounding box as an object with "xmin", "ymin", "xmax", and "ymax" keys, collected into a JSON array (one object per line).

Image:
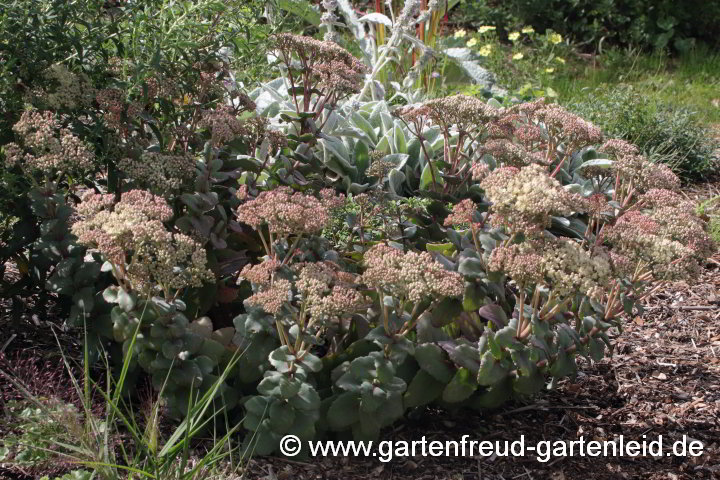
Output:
[
  {"xmin": 0, "ymin": 399, "xmax": 82, "ymax": 466},
  {"xmin": 553, "ymin": 45, "xmax": 720, "ymax": 126},
  {"xmin": 444, "ymin": 26, "xmax": 572, "ymax": 97},
  {"xmin": 452, "ymin": 0, "xmax": 720, "ymax": 52},
  {"xmin": 566, "ymin": 86, "xmax": 718, "ymax": 179},
  {"xmin": 39, "ymin": 471, "xmax": 93, "ymax": 480},
  {"xmin": 697, "ymin": 196, "xmax": 720, "ymax": 246}
]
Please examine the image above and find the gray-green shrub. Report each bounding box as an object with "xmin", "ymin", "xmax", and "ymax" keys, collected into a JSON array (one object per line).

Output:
[{"xmin": 566, "ymin": 87, "xmax": 718, "ymax": 180}]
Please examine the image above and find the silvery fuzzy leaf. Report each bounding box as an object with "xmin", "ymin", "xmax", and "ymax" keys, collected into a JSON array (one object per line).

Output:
[
  {"xmin": 575, "ymin": 159, "xmax": 614, "ymax": 170},
  {"xmin": 371, "ymin": 80, "xmax": 385, "ymax": 100},
  {"xmin": 401, "ymin": 33, "xmax": 429, "ymax": 50},
  {"xmin": 358, "ymin": 12, "xmax": 393, "ymax": 27}
]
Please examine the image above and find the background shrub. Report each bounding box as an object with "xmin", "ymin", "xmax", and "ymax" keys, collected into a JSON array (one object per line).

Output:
[
  {"xmin": 565, "ymin": 86, "xmax": 718, "ymax": 180},
  {"xmin": 454, "ymin": 0, "xmax": 720, "ymax": 52}
]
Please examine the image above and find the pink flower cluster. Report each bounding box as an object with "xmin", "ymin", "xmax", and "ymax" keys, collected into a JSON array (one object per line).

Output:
[
  {"xmin": 601, "ymin": 204, "xmax": 710, "ymax": 281},
  {"xmin": 482, "ymin": 139, "xmax": 547, "ymax": 168},
  {"xmin": 398, "ymin": 94, "xmax": 501, "ymax": 132},
  {"xmin": 72, "ymin": 189, "xmax": 213, "ymax": 294},
  {"xmin": 96, "ymin": 88, "xmax": 142, "ymax": 129},
  {"xmin": 444, "ymin": 199, "xmax": 479, "ymax": 228},
  {"xmin": 361, "ymin": 244, "xmax": 464, "ymax": 303},
  {"xmin": 273, "ymin": 33, "xmax": 368, "ymax": 96},
  {"xmin": 236, "ymin": 187, "xmax": 342, "ymax": 237},
  {"xmin": 295, "ymin": 262, "xmax": 367, "ymax": 319},
  {"xmin": 239, "ymin": 260, "xmax": 366, "ymax": 318},
  {"xmin": 198, "ymin": 105, "xmax": 248, "ymax": 146},
  {"xmin": 4, "ymin": 110, "xmax": 94, "ymax": 173}
]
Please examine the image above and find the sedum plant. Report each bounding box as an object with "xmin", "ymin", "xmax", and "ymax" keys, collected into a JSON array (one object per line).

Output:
[
  {"xmin": 2, "ymin": 20, "xmax": 715, "ymax": 465},
  {"xmin": 229, "ymin": 34, "xmax": 714, "ymax": 454}
]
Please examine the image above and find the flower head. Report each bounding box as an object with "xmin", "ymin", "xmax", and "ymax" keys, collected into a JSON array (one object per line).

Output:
[
  {"xmin": 533, "ymin": 103, "xmax": 604, "ymax": 146},
  {"xmin": 444, "ymin": 199, "xmax": 478, "ymax": 228},
  {"xmin": 361, "ymin": 244, "xmax": 464, "ymax": 303},
  {"xmin": 6, "ymin": 110, "xmax": 94, "ymax": 173},
  {"xmin": 72, "ymin": 190, "xmax": 213, "ymax": 294},
  {"xmin": 236, "ymin": 187, "xmax": 337, "ymax": 236},
  {"xmin": 521, "ymin": 26, "xmax": 535, "ymax": 34},
  {"xmin": 483, "ymin": 139, "xmax": 547, "ymax": 167},
  {"xmin": 602, "ymin": 210, "xmax": 702, "ymax": 281},
  {"xmin": 478, "ymin": 44, "xmax": 493, "ymax": 56},
  {"xmin": 119, "ymin": 152, "xmax": 196, "ymax": 195},
  {"xmin": 399, "ymin": 94, "xmax": 501, "ymax": 133},
  {"xmin": 479, "ymin": 26, "xmax": 496, "ymax": 34},
  {"xmin": 508, "ymin": 32, "xmax": 521, "ymax": 41},
  {"xmin": 466, "ymin": 38, "xmax": 478, "ymax": 47},
  {"xmin": 489, "ymin": 238, "xmax": 611, "ymax": 298},
  {"xmin": 39, "ymin": 65, "xmax": 95, "ymax": 110},
  {"xmin": 454, "ymin": 29, "xmax": 467, "ymax": 38},
  {"xmin": 481, "ymin": 164, "xmax": 587, "ymax": 233},
  {"xmin": 512, "ymin": 52, "xmax": 524, "ymax": 60},
  {"xmin": 549, "ymin": 33, "xmax": 563, "ymax": 44}
]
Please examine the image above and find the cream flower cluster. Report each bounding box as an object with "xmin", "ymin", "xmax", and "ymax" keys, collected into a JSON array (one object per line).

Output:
[
  {"xmin": 602, "ymin": 210, "xmax": 700, "ymax": 280},
  {"xmin": 361, "ymin": 244, "xmax": 464, "ymax": 303},
  {"xmin": 236, "ymin": 187, "xmax": 339, "ymax": 236},
  {"xmin": 483, "ymin": 139, "xmax": 546, "ymax": 167},
  {"xmin": 489, "ymin": 239, "xmax": 611, "ymax": 298},
  {"xmin": 118, "ymin": 152, "xmax": 196, "ymax": 194},
  {"xmin": 470, "ymin": 161, "xmax": 490, "ymax": 181},
  {"xmin": 398, "ymin": 94, "xmax": 501, "ymax": 132},
  {"xmin": 40, "ymin": 65, "xmax": 95, "ymax": 110},
  {"xmin": 481, "ymin": 164, "xmax": 586, "ymax": 233},
  {"xmin": 4, "ymin": 110, "xmax": 94, "ymax": 173},
  {"xmin": 72, "ymin": 189, "xmax": 213, "ymax": 293}
]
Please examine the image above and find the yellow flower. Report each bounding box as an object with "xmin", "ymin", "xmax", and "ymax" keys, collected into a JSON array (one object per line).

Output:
[
  {"xmin": 512, "ymin": 52, "xmax": 524, "ymax": 60},
  {"xmin": 466, "ymin": 38, "xmax": 478, "ymax": 47},
  {"xmin": 549, "ymin": 33, "xmax": 563, "ymax": 44},
  {"xmin": 454, "ymin": 29, "xmax": 467, "ymax": 39},
  {"xmin": 508, "ymin": 31, "xmax": 520, "ymax": 41},
  {"xmin": 478, "ymin": 26, "xmax": 496, "ymax": 34},
  {"xmin": 555, "ymin": 57, "xmax": 566, "ymax": 64},
  {"xmin": 521, "ymin": 26, "xmax": 535, "ymax": 34},
  {"xmin": 545, "ymin": 67, "xmax": 555, "ymax": 73},
  {"xmin": 478, "ymin": 44, "xmax": 492, "ymax": 56}
]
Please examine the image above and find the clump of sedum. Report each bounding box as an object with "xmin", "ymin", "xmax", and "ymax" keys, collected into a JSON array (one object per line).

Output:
[{"xmin": 72, "ymin": 189, "xmax": 213, "ymax": 298}]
